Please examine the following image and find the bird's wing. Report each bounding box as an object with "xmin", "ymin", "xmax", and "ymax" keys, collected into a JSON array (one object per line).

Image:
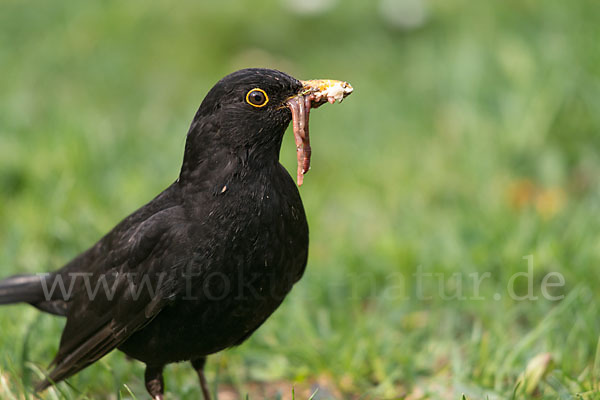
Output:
[{"xmin": 36, "ymin": 206, "xmax": 191, "ymax": 391}]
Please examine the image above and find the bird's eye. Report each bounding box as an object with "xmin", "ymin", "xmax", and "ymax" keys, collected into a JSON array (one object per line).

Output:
[{"xmin": 246, "ymin": 88, "xmax": 269, "ymax": 108}]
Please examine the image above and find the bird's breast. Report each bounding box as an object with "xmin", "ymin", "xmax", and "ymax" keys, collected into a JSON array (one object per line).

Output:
[{"xmin": 120, "ymin": 167, "xmax": 309, "ymax": 364}]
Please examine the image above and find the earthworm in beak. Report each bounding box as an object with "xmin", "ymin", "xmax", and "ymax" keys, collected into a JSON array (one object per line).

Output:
[{"xmin": 286, "ymin": 79, "xmax": 353, "ymax": 186}]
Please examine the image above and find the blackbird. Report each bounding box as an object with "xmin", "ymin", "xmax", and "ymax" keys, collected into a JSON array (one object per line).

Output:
[{"xmin": 0, "ymin": 68, "xmax": 352, "ymax": 399}]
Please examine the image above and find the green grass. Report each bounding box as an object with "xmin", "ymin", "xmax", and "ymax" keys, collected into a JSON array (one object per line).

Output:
[{"xmin": 1, "ymin": 0, "xmax": 600, "ymax": 398}]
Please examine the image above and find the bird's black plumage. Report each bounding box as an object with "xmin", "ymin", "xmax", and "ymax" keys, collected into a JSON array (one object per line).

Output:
[{"xmin": 0, "ymin": 68, "xmax": 318, "ymax": 399}]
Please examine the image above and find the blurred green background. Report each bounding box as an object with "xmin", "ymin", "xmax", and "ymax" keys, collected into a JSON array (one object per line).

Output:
[{"xmin": 1, "ymin": 0, "xmax": 600, "ymax": 399}]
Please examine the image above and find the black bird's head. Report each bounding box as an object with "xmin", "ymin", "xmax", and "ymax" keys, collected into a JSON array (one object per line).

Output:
[
  {"xmin": 181, "ymin": 68, "xmax": 352, "ymax": 185},
  {"xmin": 196, "ymin": 69, "xmax": 302, "ymax": 150}
]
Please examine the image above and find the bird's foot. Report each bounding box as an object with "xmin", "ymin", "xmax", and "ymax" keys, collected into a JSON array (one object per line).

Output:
[{"xmin": 145, "ymin": 364, "xmax": 165, "ymax": 400}]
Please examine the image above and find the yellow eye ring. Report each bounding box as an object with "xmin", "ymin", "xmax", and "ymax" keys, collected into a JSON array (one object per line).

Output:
[{"xmin": 246, "ymin": 88, "xmax": 269, "ymax": 108}]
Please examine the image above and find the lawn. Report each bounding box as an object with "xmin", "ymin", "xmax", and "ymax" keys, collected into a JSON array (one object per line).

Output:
[{"xmin": 1, "ymin": 0, "xmax": 600, "ymax": 399}]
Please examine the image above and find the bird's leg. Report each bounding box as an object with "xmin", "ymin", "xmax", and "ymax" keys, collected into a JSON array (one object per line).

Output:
[
  {"xmin": 191, "ymin": 357, "xmax": 212, "ymax": 400},
  {"xmin": 144, "ymin": 364, "xmax": 165, "ymax": 400}
]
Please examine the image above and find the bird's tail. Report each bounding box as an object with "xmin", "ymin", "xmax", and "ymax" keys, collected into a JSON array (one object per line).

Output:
[
  {"xmin": 0, "ymin": 274, "xmax": 67, "ymax": 316},
  {"xmin": 0, "ymin": 274, "xmax": 45, "ymax": 304}
]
